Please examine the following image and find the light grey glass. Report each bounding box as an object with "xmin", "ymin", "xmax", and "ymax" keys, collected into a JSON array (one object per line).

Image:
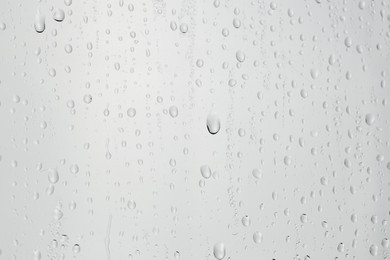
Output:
[{"xmin": 0, "ymin": 0, "xmax": 389, "ymax": 259}]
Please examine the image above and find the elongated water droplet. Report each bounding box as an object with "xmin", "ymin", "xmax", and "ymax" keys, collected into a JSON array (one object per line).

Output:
[
  {"xmin": 207, "ymin": 113, "xmax": 221, "ymax": 135},
  {"xmin": 253, "ymin": 231, "xmax": 263, "ymax": 244},
  {"xmin": 34, "ymin": 10, "xmax": 45, "ymax": 33},
  {"xmin": 213, "ymin": 242, "xmax": 226, "ymax": 260}
]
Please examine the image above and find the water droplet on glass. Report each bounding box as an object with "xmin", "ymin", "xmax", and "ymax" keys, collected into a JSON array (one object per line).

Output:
[
  {"xmin": 253, "ymin": 231, "xmax": 263, "ymax": 244},
  {"xmin": 369, "ymin": 244, "xmax": 378, "ymax": 256},
  {"xmin": 235, "ymin": 51, "xmax": 245, "ymax": 63},
  {"xmin": 169, "ymin": 106, "xmax": 179, "ymax": 118},
  {"xmin": 241, "ymin": 215, "xmax": 251, "ymax": 227},
  {"xmin": 48, "ymin": 169, "xmax": 59, "ymax": 184},
  {"xmin": 180, "ymin": 23, "xmax": 188, "ymax": 33},
  {"xmin": 365, "ymin": 113, "xmax": 375, "ymax": 126},
  {"xmin": 83, "ymin": 94, "xmax": 92, "ymax": 104},
  {"xmin": 200, "ymin": 165, "xmax": 212, "ymax": 179},
  {"xmin": 252, "ymin": 168, "xmax": 262, "ymax": 179},
  {"xmin": 33, "ymin": 250, "xmax": 41, "ymax": 260},
  {"xmin": 34, "ymin": 10, "xmax": 45, "ymax": 33},
  {"xmin": 53, "ymin": 9, "xmax": 65, "ymax": 22},
  {"xmin": 72, "ymin": 244, "xmax": 80, "ymax": 253},
  {"xmin": 127, "ymin": 199, "xmax": 136, "ymax": 209},
  {"xmin": 127, "ymin": 107, "xmax": 137, "ymax": 118},
  {"xmin": 207, "ymin": 113, "xmax": 221, "ymax": 135},
  {"xmin": 213, "ymin": 242, "xmax": 226, "ymax": 260}
]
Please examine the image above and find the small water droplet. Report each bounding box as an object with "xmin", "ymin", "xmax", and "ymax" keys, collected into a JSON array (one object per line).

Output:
[
  {"xmin": 252, "ymin": 168, "xmax": 262, "ymax": 179},
  {"xmin": 253, "ymin": 231, "xmax": 263, "ymax": 244},
  {"xmin": 180, "ymin": 23, "xmax": 188, "ymax": 33},
  {"xmin": 53, "ymin": 9, "xmax": 65, "ymax": 22},
  {"xmin": 127, "ymin": 107, "xmax": 137, "ymax": 118},
  {"xmin": 169, "ymin": 106, "xmax": 179, "ymax": 118},
  {"xmin": 127, "ymin": 199, "xmax": 136, "ymax": 209},
  {"xmin": 48, "ymin": 169, "xmax": 59, "ymax": 184},
  {"xmin": 365, "ymin": 113, "xmax": 375, "ymax": 126},
  {"xmin": 235, "ymin": 51, "xmax": 245, "ymax": 63},
  {"xmin": 369, "ymin": 244, "xmax": 378, "ymax": 256},
  {"xmin": 72, "ymin": 244, "xmax": 80, "ymax": 253},
  {"xmin": 200, "ymin": 165, "xmax": 212, "ymax": 179}
]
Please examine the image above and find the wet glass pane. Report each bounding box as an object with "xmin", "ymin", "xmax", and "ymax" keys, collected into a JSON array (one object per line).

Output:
[{"xmin": 0, "ymin": 0, "xmax": 389, "ymax": 259}]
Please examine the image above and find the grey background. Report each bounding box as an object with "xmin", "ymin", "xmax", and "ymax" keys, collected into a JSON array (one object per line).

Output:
[{"xmin": 0, "ymin": 0, "xmax": 389, "ymax": 259}]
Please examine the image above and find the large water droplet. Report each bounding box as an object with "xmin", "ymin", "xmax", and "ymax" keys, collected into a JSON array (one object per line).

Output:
[
  {"xmin": 213, "ymin": 242, "xmax": 226, "ymax": 260},
  {"xmin": 34, "ymin": 10, "xmax": 45, "ymax": 33},
  {"xmin": 207, "ymin": 113, "xmax": 221, "ymax": 135}
]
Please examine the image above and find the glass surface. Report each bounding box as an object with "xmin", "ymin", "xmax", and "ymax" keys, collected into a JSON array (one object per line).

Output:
[{"xmin": 0, "ymin": 0, "xmax": 389, "ymax": 259}]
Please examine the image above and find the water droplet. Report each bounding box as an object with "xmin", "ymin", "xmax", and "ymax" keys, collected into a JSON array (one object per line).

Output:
[
  {"xmin": 83, "ymin": 94, "xmax": 92, "ymax": 104},
  {"xmin": 337, "ymin": 243, "xmax": 345, "ymax": 252},
  {"xmin": 300, "ymin": 213, "xmax": 308, "ymax": 223},
  {"xmin": 72, "ymin": 244, "xmax": 80, "ymax": 253},
  {"xmin": 48, "ymin": 169, "xmax": 59, "ymax": 184},
  {"xmin": 241, "ymin": 215, "xmax": 251, "ymax": 227},
  {"xmin": 207, "ymin": 113, "xmax": 221, "ymax": 135},
  {"xmin": 344, "ymin": 37, "xmax": 352, "ymax": 48},
  {"xmin": 127, "ymin": 199, "xmax": 136, "ymax": 209},
  {"xmin": 310, "ymin": 69, "xmax": 319, "ymax": 79},
  {"xmin": 369, "ymin": 244, "xmax": 378, "ymax": 256},
  {"xmin": 64, "ymin": 44, "xmax": 73, "ymax": 53},
  {"xmin": 252, "ymin": 168, "xmax": 262, "ymax": 179},
  {"xmin": 53, "ymin": 9, "xmax": 65, "ymax": 22},
  {"xmin": 33, "ymin": 250, "xmax": 41, "ymax": 260},
  {"xmin": 235, "ymin": 51, "xmax": 245, "ymax": 63},
  {"xmin": 200, "ymin": 165, "xmax": 212, "ymax": 179},
  {"xmin": 180, "ymin": 23, "xmax": 188, "ymax": 33},
  {"xmin": 381, "ymin": 238, "xmax": 389, "ymax": 248},
  {"xmin": 127, "ymin": 107, "xmax": 137, "ymax": 118},
  {"xmin": 70, "ymin": 164, "xmax": 79, "ymax": 174},
  {"xmin": 283, "ymin": 156, "xmax": 292, "ymax": 166},
  {"xmin": 0, "ymin": 22, "xmax": 6, "ymax": 31},
  {"xmin": 53, "ymin": 208, "xmax": 63, "ymax": 221},
  {"xmin": 169, "ymin": 106, "xmax": 179, "ymax": 118},
  {"xmin": 213, "ymin": 242, "xmax": 226, "ymax": 260},
  {"xmin": 34, "ymin": 10, "xmax": 45, "ymax": 33},
  {"xmin": 365, "ymin": 113, "xmax": 375, "ymax": 126},
  {"xmin": 48, "ymin": 68, "xmax": 56, "ymax": 77},
  {"xmin": 253, "ymin": 231, "xmax": 263, "ymax": 244}
]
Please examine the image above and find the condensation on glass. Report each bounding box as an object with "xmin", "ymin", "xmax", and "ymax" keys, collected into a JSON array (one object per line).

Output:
[{"xmin": 0, "ymin": 0, "xmax": 389, "ymax": 259}]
